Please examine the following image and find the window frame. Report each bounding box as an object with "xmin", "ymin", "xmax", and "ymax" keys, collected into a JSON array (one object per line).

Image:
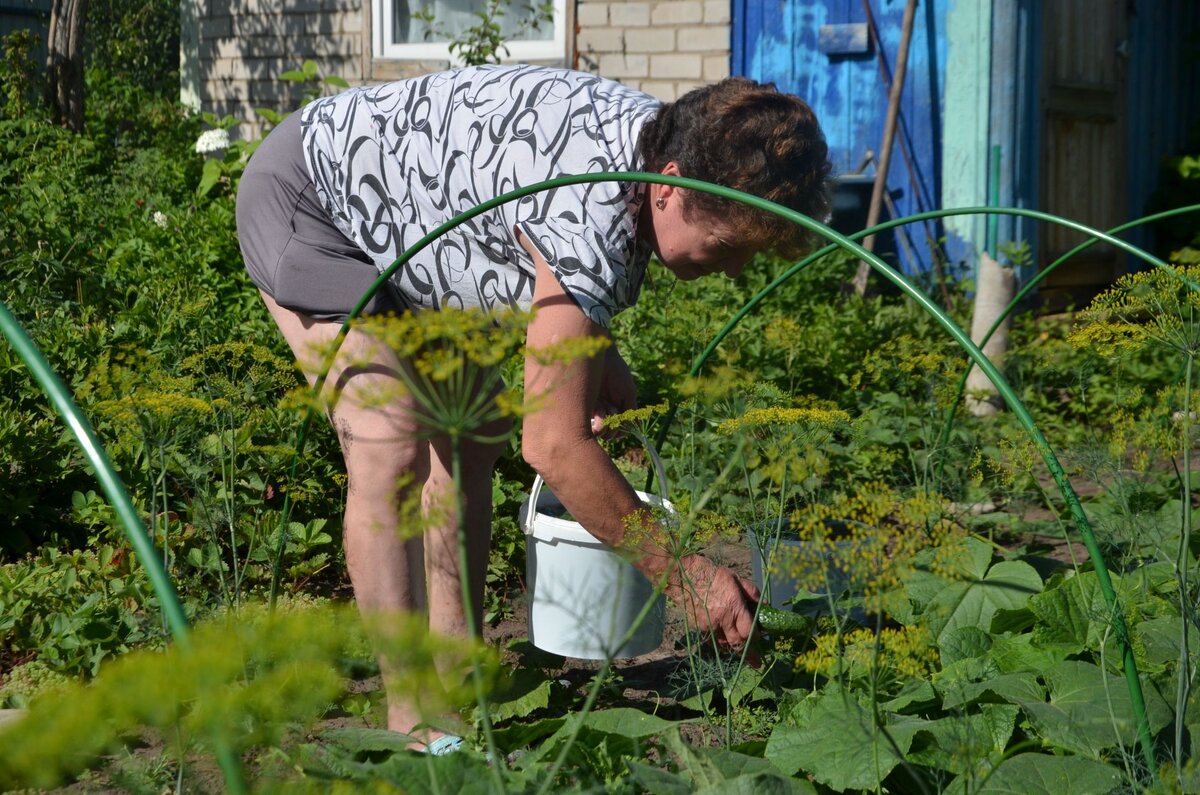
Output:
[{"xmin": 372, "ymin": 0, "xmax": 568, "ymax": 63}]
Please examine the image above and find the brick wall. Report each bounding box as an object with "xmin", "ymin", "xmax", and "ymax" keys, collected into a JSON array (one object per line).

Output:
[
  {"xmin": 194, "ymin": 0, "xmax": 369, "ymax": 140},
  {"xmin": 191, "ymin": 0, "xmax": 732, "ymax": 139},
  {"xmin": 574, "ymin": 0, "xmax": 730, "ymax": 101}
]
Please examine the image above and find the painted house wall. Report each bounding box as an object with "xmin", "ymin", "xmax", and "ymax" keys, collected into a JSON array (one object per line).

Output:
[{"xmin": 574, "ymin": 0, "xmax": 731, "ymax": 100}]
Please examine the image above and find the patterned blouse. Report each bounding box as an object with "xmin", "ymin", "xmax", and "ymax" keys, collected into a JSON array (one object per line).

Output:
[{"xmin": 300, "ymin": 64, "xmax": 661, "ymax": 328}]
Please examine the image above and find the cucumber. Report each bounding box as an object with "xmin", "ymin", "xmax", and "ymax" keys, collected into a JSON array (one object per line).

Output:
[{"xmin": 756, "ymin": 606, "xmax": 813, "ymax": 639}]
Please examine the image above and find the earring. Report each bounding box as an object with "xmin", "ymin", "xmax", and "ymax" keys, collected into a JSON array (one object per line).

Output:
[{"xmin": 655, "ymin": 196, "xmax": 666, "ymax": 210}]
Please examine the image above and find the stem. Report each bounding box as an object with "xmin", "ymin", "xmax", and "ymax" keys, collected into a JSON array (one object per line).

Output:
[
  {"xmin": 159, "ymin": 445, "xmax": 170, "ymax": 576},
  {"xmin": 1177, "ymin": 353, "xmax": 1194, "ymax": 781},
  {"xmin": 450, "ymin": 433, "xmax": 505, "ymax": 790},
  {"xmin": 226, "ymin": 412, "xmax": 241, "ymax": 603}
]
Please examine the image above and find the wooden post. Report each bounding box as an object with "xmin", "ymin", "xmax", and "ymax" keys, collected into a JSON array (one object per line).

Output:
[
  {"xmin": 852, "ymin": 0, "xmax": 917, "ymax": 297},
  {"xmin": 45, "ymin": 0, "xmax": 89, "ymax": 132}
]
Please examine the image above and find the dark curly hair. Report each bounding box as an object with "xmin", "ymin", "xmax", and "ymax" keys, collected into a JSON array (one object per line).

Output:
[{"xmin": 638, "ymin": 77, "xmax": 832, "ymax": 258}]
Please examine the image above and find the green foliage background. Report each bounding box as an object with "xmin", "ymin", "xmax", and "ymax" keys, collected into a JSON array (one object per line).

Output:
[{"xmin": 3, "ymin": 6, "xmax": 1200, "ymax": 792}]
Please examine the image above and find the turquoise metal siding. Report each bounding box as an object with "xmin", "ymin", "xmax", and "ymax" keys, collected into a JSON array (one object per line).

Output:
[{"xmin": 732, "ymin": 0, "xmax": 950, "ymax": 273}]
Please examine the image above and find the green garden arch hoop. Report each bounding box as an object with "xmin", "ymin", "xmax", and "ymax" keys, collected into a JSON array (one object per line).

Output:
[{"xmin": 6, "ymin": 174, "xmax": 1191, "ymax": 784}]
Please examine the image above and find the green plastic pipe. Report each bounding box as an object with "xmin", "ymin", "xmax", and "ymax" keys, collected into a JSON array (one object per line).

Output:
[
  {"xmin": 0, "ymin": 301, "xmax": 248, "ymax": 793},
  {"xmin": 932, "ymin": 203, "xmax": 1200, "ymax": 487},
  {"xmin": 648, "ymin": 203, "xmax": 1198, "ymax": 481},
  {"xmin": 270, "ymin": 171, "xmax": 1158, "ymax": 776},
  {"xmin": 666, "ymin": 207, "xmax": 1196, "ymax": 776},
  {"xmin": 0, "ymin": 301, "xmax": 192, "ymax": 643},
  {"xmin": 986, "ymin": 145, "xmax": 1001, "ymax": 260},
  {"xmin": 647, "ymin": 202, "xmax": 1200, "ymax": 491}
]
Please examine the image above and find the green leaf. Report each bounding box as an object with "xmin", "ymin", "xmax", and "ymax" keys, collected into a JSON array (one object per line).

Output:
[
  {"xmin": 894, "ymin": 537, "xmax": 994, "ymax": 623},
  {"xmin": 905, "ymin": 705, "xmax": 1018, "ymax": 774},
  {"xmin": 353, "ymin": 752, "xmax": 495, "ymax": 794},
  {"xmin": 581, "ymin": 707, "xmax": 680, "ymax": 737},
  {"xmin": 766, "ymin": 690, "xmax": 928, "ymax": 790},
  {"xmin": 514, "ymin": 708, "xmax": 681, "ymax": 768},
  {"xmin": 633, "ymin": 738, "xmax": 816, "ymax": 794},
  {"xmin": 698, "ymin": 772, "xmax": 817, "ymax": 794},
  {"xmin": 929, "ymin": 559, "xmax": 1043, "ymax": 645},
  {"xmin": 493, "ymin": 716, "xmax": 564, "ymax": 756},
  {"xmin": 880, "ymin": 679, "xmax": 938, "ymax": 712},
  {"xmin": 1133, "ymin": 615, "xmax": 1197, "ymax": 672},
  {"xmin": 626, "ymin": 760, "xmax": 693, "ymax": 795},
  {"xmin": 320, "ymin": 726, "xmax": 419, "ymax": 754},
  {"xmin": 1013, "ymin": 660, "xmax": 1172, "ymax": 758},
  {"xmin": 987, "ymin": 632, "xmax": 1072, "ymax": 673},
  {"xmin": 663, "ymin": 732, "xmax": 784, "ymax": 789},
  {"xmin": 486, "ymin": 668, "xmax": 552, "ymax": 723},
  {"xmin": 936, "ymin": 659, "xmax": 1043, "ymax": 711},
  {"xmin": 989, "ymin": 605, "xmax": 1036, "ymax": 634},
  {"xmin": 1177, "ymin": 154, "xmax": 1200, "ymax": 179},
  {"xmin": 196, "ymin": 158, "xmax": 222, "ymax": 198},
  {"xmin": 255, "ymin": 107, "xmax": 285, "ymax": 125},
  {"xmin": 939, "ymin": 625, "xmax": 992, "ymax": 666},
  {"xmin": 944, "ymin": 752, "xmax": 1123, "ymax": 794},
  {"xmin": 1028, "ymin": 572, "xmax": 1119, "ymax": 652}
]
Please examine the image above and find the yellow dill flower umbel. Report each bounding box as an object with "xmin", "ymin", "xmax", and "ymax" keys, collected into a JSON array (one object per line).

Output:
[{"xmin": 716, "ymin": 406, "xmax": 850, "ymax": 435}]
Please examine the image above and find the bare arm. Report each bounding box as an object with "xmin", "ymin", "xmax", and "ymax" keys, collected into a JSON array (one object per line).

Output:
[{"xmin": 518, "ymin": 233, "xmax": 759, "ymax": 648}]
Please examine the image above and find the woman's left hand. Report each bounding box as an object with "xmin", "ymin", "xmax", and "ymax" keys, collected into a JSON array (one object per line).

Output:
[{"xmin": 591, "ymin": 346, "xmax": 637, "ymax": 437}]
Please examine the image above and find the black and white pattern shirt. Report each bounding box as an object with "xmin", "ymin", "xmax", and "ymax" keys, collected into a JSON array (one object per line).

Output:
[{"xmin": 300, "ymin": 64, "xmax": 661, "ymax": 328}]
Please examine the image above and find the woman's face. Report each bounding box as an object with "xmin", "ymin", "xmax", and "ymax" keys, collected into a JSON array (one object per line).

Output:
[{"xmin": 643, "ymin": 165, "xmax": 758, "ymax": 281}]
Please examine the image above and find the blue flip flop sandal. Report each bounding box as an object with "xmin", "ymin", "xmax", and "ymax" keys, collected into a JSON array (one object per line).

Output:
[{"xmin": 425, "ymin": 735, "xmax": 464, "ymax": 755}]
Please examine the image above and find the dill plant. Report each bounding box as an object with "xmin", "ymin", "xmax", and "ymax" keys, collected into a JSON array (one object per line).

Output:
[
  {"xmin": 1071, "ymin": 264, "xmax": 1200, "ymax": 783},
  {"xmin": 0, "ymin": 601, "xmax": 491, "ymax": 791},
  {"xmin": 616, "ymin": 378, "xmax": 857, "ymax": 747},
  {"xmin": 95, "ymin": 384, "xmax": 214, "ymax": 608},
  {"xmin": 91, "ymin": 341, "xmax": 327, "ymax": 612}
]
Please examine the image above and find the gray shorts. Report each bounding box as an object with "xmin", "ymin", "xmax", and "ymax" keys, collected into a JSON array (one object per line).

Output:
[{"xmin": 235, "ymin": 111, "xmax": 404, "ymax": 320}]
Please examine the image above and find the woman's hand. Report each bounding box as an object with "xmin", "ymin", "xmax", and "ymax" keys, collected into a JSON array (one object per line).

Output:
[
  {"xmin": 591, "ymin": 346, "xmax": 637, "ymax": 437},
  {"xmin": 671, "ymin": 555, "xmax": 761, "ymax": 650}
]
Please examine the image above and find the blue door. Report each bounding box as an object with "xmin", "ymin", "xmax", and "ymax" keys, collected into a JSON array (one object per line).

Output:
[{"xmin": 732, "ymin": 0, "xmax": 949, "ymax": 274}]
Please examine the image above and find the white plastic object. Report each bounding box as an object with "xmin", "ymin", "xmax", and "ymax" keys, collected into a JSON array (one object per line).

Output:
[
  {"xmin": 521, "ymin": 435, "xmax": 671, "ymax": 659},
  {"xmin": 747, "ymin": 520, "xmax": 855, "ymax": 609}
]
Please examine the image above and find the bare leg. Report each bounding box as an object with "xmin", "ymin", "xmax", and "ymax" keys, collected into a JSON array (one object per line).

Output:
[
  {"xmin": 259, "ymin": 292, "xmax": 433, "ymax": 738},
  {"xmin": 425, "ymin": 416, "xmax": 511, "ymax": 640}
]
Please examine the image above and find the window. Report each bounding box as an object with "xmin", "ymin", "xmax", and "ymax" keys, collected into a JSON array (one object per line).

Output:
[{"xmin": 374, "ymin": 0, "xmax": 567, "ymax": 63}]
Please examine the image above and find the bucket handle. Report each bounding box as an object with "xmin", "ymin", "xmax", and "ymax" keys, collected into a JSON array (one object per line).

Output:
[{"xmin": 524, "ymin": 432, "xmax": 669, "ymax": 535}]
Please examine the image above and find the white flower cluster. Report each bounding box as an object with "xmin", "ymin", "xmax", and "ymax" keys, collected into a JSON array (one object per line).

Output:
[
  {"xmin": 195, "ymin": 128, "xmax": 231, "ymax": 155},
  {"xmin": 153, "ymin": 211, "xmax": 169, "ymax": 228}
]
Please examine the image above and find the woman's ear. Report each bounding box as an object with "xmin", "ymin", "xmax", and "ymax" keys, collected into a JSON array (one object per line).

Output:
[{"xmin": 656, "ymin": 161, "xmax": 682, "ymax": 206}]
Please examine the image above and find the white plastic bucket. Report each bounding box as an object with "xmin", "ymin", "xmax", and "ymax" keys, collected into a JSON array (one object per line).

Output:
[{"xmin": 521, "ymin": 439, "xmax": 671, "ymax": 660}]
